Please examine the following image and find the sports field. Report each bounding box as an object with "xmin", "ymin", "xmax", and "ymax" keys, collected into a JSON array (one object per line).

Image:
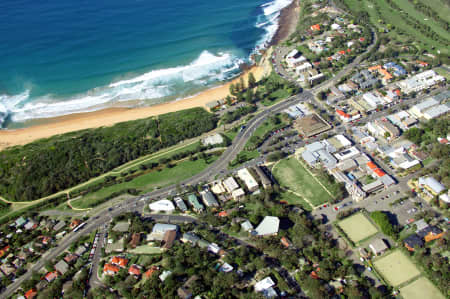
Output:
[
  {"xmin": 399, "ymin": 277, "xmax": 445, "ymax": 299},
  {"xmin": 338, "ymin": 213, "xmax": 378, "ymax": 243},
  {"xmin": 374, "ymin": 250, "xmax": 421, "ymax": 287},
  {"xmin": 272, "ymin": 157, "xmax": 332, "ymax": 206}
]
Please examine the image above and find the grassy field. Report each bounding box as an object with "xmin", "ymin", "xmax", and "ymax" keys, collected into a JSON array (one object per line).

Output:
[
  {"xmin": 272, "ymin": 157, "xmax": 333, "ymax": 206},
  {"xmin": 71, "ymin": 156, "xmax": 218, "ymax": 209},
  {"xmin": 343, "ymin": 0, "xmax": 449, "ymax": 55},
  {"xmin": 399, "ymin": 277, "xmax": 445, "ymax": 299},
  {"xmin": 373, "ymin": 250, "xmax": 421, "ymax": 287},
  {"xmin": 129, "ymin": 245, "xmax": 163, "ymax": 255},
  {"xmin": 338, "ymin": 213, "xmax": 379, "ymax": 243}
]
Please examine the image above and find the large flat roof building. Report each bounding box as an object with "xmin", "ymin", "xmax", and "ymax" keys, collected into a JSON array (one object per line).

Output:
[
  {"xmin": 255, "ymin": 216, "xmax": 280, "ymax": 236},
  {"xmin": 222, "ymin": 177, "xmax": 240, "ymax": 193},
  {"xmin": 237, "ymin": 168, "xmax": 259, "ymax": 192}
]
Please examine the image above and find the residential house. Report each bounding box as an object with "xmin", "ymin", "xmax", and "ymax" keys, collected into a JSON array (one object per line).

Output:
[
  {"xmin": 129, "ymin": 233, "xmax": 141, "ymax": 249},
  {"xmin": 111, "ymin": 256, "xmax": 129, "ymax": 268},
  {"xmin": 222, "ymin": 177, "xmax": 240, "ymax": 193},
  {"xmin": 177, "ymin": 275, "xmax": 199, "ymax": 299},
  {"xmin": 69, "ymin": 219, "xmax": 82, "ymax": 230},
  {"xmin": 54, "ymin": 260, "xmax": 69, "ymax": 275},
  {"xmin": 24, "ymin": 289, "xmax": 37, "ymax": 299},
  {"xmin": 53, "ymin": 221, "xmax": 66, "ymax": 232},
  {"xmin": 162, "ymin": 230, "xmax": 177, "ymax": 249},
  {"xmin": 181, "ymin": 232, "xmax": 200, "ymax": 245},
  {"xmin": 255, "ymin": 276, "xmax": 277, "ymax": 298},
  {"xmin": 15, "ymin": 217, "xmax": 27, "ymax": 228},
  {"xmin": 231, "ymin": 188, "xmax": 245, "ymax": 201},
  {"xmin": 159, "ymin": 270, "xmax": 172, "ymax": 282},
  {"xmin": 64, "ymin": 254, "xmax": 78, "ymax": 264},
  {"xmin": 144, "ymin": 266, "xmax": 159, "ymax": 279},
  {"xmin": 0, "ymin": 263, "xmax": 15, "ymax": 276},
  {"xmin": 103, "ymin": 263, "xmax": 120, "ymax": 276},
  {"xmin": 200, "ymin": 190, "xmax": 219, "ymax": 208},
  {"xmin": 44, "ymin": 271, "xmax": 59, "ymax": 282},
  {"xmin": 404, "ymin": 234, "xmax": 424, "ymax": 251},
  {"xmin": 241, "ymin": 220, "xmax": 254, "ymax": 232},
  {"xmin": 417, "ymin": 226, "xmax": 444, "ymax": 242},
  {"xmin": 187, "ymin": 194, "xmax": 204, "ymax": 213},
  {"xmin": 174, "ymin": 197, "xmax": 188, "ymax": 212},
  {"xmin": 128, "ymin": 264, "xmax": 142, "ymax": 277}
]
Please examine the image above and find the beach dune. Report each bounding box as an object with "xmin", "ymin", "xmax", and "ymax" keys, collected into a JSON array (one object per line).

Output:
[{"xmin": 0, "ymin": 64, "xmax": 269, "ymax": 150}]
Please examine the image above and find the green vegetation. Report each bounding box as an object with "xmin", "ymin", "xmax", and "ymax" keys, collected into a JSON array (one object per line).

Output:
[
  {"xmin": 370, "ymin": 211, "xmax": 398, "ymax": 238},
  {"xmin": 405, "ymin": 117, "xmax": 449, "ymax": 188},
  {"xmin": 336, "ymin": 0, "xmax": 450, "ymax": 57},
  {"xmin": 276, "ymin": 191, "xmax": 312, "ymax": 211},
  {"xmin": 0, "ymin": 108, "xmax": 217, "ymax": 201},
  {"xmin": 272, "ymin": 157, "xmax": 333, "ymax": 206},
  {"xmin": 70, "ymin": 153, "xmax": 220, "ymax": 209},
  {"xmin": 338, "ymin": 213, "xmax": 379, "ymax": 244},
  {"xmin": 373, "ymin": 250, "xmax": 421, "ymax": 287},
  {"xmin": 399, "ymin": 277, "xmax": 445, "ymax": 299},
  {"xmin": 245, "ymin": 114, "xmax": 288, "ymax": 151}
]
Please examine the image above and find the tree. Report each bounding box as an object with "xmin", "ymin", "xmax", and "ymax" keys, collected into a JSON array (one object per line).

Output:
[{"xmin": 248, "ymin": 72, "xmax": 256, "ymax": 88}]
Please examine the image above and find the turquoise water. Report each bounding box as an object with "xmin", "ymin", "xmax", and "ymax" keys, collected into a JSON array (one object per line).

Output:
[{"xmin": 0, "ymin": 0, "xmax": 292, "ymax": 126}]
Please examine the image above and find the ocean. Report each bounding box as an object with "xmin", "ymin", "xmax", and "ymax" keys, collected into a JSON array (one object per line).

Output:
[{"xmin": 0, "ymin": 0, "xmax": 292, "ymax": 127}]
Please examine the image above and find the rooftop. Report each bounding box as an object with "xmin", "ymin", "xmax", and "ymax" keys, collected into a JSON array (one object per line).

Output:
[{"xmin": 255, "ymin": 216, "xmax": 280, "ymax": 236}]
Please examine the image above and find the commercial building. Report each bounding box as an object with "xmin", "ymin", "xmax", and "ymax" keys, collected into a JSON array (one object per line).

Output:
[
  {"xmin": 149, "ymin": 199, "xmax": 175, "ymax": 213},
  {"xmin": 418, "ymin": 176, "xmax": 446, "ymax": 196},
  {"xmin": 237, "ymin": 168, "xmax": 259, "ymax": 192},
  {"xmin": 423, "ymin": 104, "xmax": 450, "ymax": 120},
  {"xmin": 409, "ymin": 98, "xmax": 439, "ymax": 118},
  {"xmin": 286, "ymin": 50, "xmax": 307, "ymax": 68},
  {"xmin": 397, "ymin": 70, "xmax": 445, "ymax": 94},
  {"xmin": 255, "ymin": 216, "xmax": 280, "ymax": 236},
  {"xmin": 202, "ymin": 133, "xmax": 224, "ymax": 146},
  {"xmin": 369, "ymin": 239, "xmax": 388, "ymax": 256}
]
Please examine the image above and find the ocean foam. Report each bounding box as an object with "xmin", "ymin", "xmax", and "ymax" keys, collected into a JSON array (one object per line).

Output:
[
  {"xmin": 254, "ymin": 0, "xmax": 293, "ymax": 51},
  {"xmin": 1, "ymin": 50, "xmax": 241, "ymax": 123}
]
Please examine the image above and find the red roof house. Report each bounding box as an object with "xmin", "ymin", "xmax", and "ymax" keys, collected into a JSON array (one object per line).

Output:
[
  {"xmin": 144, "ymin": 266, "xmax": 159, "ymax": 279},
  {"xmin": 25, "ymin": 288, "xmax": 37, "ymax": 299},
  {"xmin": 44, "ymin": 271, "xmax": 58, "ymax": 282},
  {"xmin": 103, "ymin": 263, "xmax": 120, "ymax": 276},
  {"xmin": 128, "ymin": 264, "xmax": 142, "ymax": 276},
  {"xmin": 111, "ymin": 256, "xmax": 129, "ymax": 268},
  {"xmin": 310, "ymin": 24, "xmax": 321, "ymax": 31}
]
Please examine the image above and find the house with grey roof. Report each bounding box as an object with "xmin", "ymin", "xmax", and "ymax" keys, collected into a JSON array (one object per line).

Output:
[{"xmin": 200, "ymin": 191, "xmax": 219, "ymax": 208}]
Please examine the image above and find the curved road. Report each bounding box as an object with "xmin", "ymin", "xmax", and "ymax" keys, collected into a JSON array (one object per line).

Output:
[{"xmin": 1, "ymin": 91, "xmax": 314, "ymax": 298}]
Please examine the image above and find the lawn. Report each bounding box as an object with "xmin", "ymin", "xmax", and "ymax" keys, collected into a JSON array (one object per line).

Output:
[
  {"xmin": 129, "ymin": 245, "xmax": 163, "ymax": 255},
  {"xmin": 399, "ymin": 277, "xmax": 445, "ymax": 299},
  {"xmin": 338, "ymin": 213, "xmax": 378, "ymax": 244},
  {"xmin": 277, "ymin": 191, "xmax": 312, "ymax": 211},
  {"xmin": 373, "ymin": 250, "xmax": 421, "ymax": 287},
  {"xmin": 272, "ymin": 157, "xmax": 332, "ymax": 206},
  {"xmin": 71, "ymin": 156, "xmax": 218, "ymax": 209}
]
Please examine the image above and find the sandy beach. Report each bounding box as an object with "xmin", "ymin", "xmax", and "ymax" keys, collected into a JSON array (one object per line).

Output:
[
  {"xmin": 0, "ymin": 0, "xmax": 300, "ymax": 150},
  {"xmin": 0, "ymin": 65, "xmax": 270, "ymax": 150}
]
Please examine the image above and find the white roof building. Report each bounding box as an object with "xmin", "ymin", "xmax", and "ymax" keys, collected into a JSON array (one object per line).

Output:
[
  {"xmin": 222, "ymin": 177, "xmax": 240, "ymax": 193},
  {"xmin": 255, "ymin": 277, "xmax": 276, "ymax": 292},
  {"xmin": 202, "ymin": 133, "xmax": 224, "ymax": 146},
  {"xmin": 334, "ymin": 147, "xmax": 360, "ymax": 161},
  {"xmin": 237, "ymin": 168, "xmax": 259, "ymax": 192},
  {"xmin": 409, "ymin": 98, "xmax": 439, "ymax": 118},
  {"xmin": 152, "ymin": 224, "xmax": 178, "ymax": 235},
  {"xmin": 423, "ymin": 104, "xmax": 450, "ymax": 120},
  {"xmin": 211, "ymin": 181, "xmax": 226, "ymax": 194},
  {"xmin": 159, "ymin": 270, "xmax": 172, "ymax": 282},
  {"xmin": 255, "ymin": 216, "xmax": 280, "ymax": 236},
  {"xmin": 149, "ymin": 199, "xmax": 175, "ymax": 212},
  {"xmin": 397, "ymin": 70, "xmax": 445, "ymax": 94},
  {"xmin": 231, "ymin": 188, "xmax": 245, "ymax": 200}
]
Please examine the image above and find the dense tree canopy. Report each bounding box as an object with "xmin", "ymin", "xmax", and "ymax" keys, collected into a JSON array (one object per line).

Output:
[{"xmin": 0, "ymin": 108, "xmax": 217, "ymax": 201}]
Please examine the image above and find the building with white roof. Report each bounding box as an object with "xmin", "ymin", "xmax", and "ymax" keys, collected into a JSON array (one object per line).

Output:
[
  {"xmin": 334, "ymin": 147, "xmax": 360, "ymax": 161},
  {"xmin": 423, "ymin": 104, "xmax": 450, "ymax": 120},
  {"xmin": 149, "ymin": 199, "xmax": 175, "ymax": 212},
  {"xmin": 237, "ymin": 168, "xmax": 259, "ymax": 192},
  {"xmin": 409, "ymin": 98, "xmax": 439, "ymax": 118},
  {"xmin": 222, "ymin": 177, "xmax": 240, "ymax": 193},
  {"xmin": 397, "ymin": 70, "xmax": 445, "ymax": 94},
  {"xmin": 286, "ymin": 50, "xmax": 307, "ymax": 68},
  {"xmin": 211, "ymin": 181, "xmax": 226, "ymax": 194},
  {"xmin": 152, "ymin": 224, "xmax": 178, "ymax": 235},
  {"xmin": 254, "ymin": 277, "xmax": 276, "ymax": 292},
  {"xmin": 202, "ymin": 133, "xmax": 224, "ymax": 146},
  {"xmin": 231, "ymin": 188, "xmax": 245, "ymax": 201},
  {"xmin": 295, "ymin": 62, "xmax": 312, "ymax": 74},
  {"xmin": 255, "ymin": 216, "xmax": 279, "ymax": 236},
  {"xmin": 418, "ymin": 176, "xmax": 446, "ymax": 196},
  {"xmin": 362, "ymin": 92, "xmax": 385, "ymax": 109}
]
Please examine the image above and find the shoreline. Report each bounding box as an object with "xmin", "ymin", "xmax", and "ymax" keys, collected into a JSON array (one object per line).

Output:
[{"xmin": 0, "ymin": 0, "xmax": 300, "ymax": 150}]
